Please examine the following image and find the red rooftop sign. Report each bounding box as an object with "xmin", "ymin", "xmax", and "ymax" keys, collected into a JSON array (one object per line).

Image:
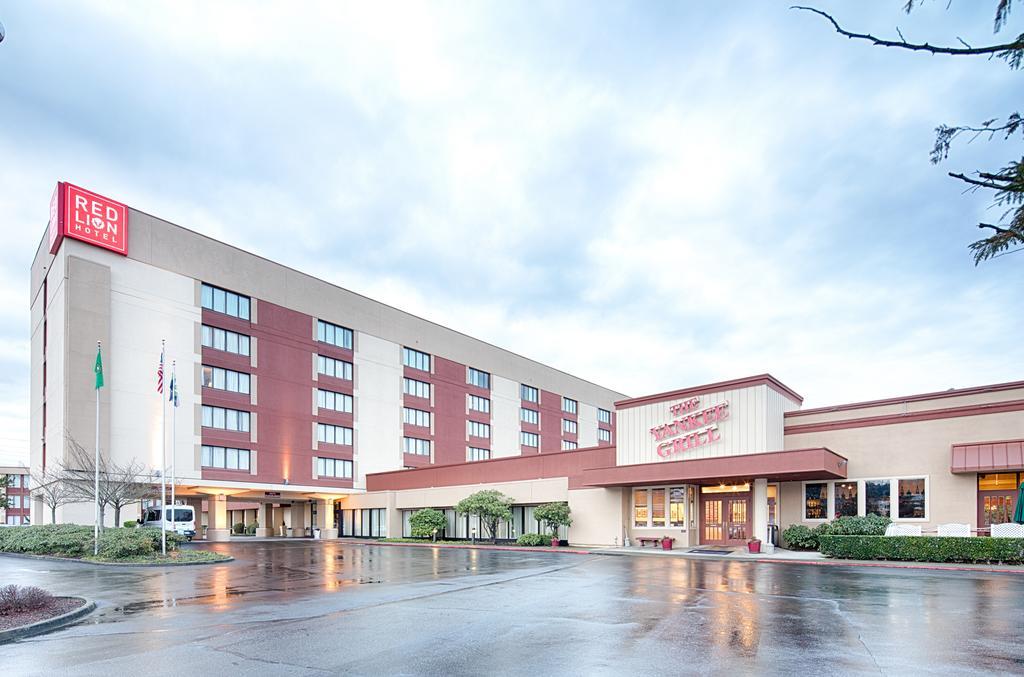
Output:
[{"xmin": 48, "ymin": 182, "xmax": 129, "ymax": 256}]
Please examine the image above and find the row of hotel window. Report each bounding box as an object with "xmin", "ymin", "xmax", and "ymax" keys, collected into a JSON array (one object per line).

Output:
[
  {"xmin": 200, "ymin": 444, "xmax": 352, "ymax": 479},
  {"xmin": 804, "ymin": 477, "xmax": 927, "ymax": 521},
  {"xmin": 4, "ymin": 495, "xmax": 27, "ymax": 509},
  {"xmin": 3, "ymin": 474, "xmax": 28, "ymax": 488},
  {"xmin": 403, "ymin": 436, "xmax": 581, "ymax": 459},
  {"xmin": 202, "ymin": 285, "xmax": 612, "ymax": 424}
]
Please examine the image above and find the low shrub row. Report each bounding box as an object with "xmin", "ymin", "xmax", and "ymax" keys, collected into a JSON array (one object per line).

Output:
[
  {"xmin": 0, "ymin": 584, "xmax": 53, "ymax": 614},
  {"xmin": 783, "ymin": 515, "xmax": 892, "ymax": 550},
  {"xmin": 515, "ymin": 533, "xmax": 552, "ymax": 546},
  {"xmin": 0, "ymin": 524, "xmax": 182, "ymax": 559},
  {"xmin": 818, "ymin": 535, "xmax": 1024, "ymax": 564}
]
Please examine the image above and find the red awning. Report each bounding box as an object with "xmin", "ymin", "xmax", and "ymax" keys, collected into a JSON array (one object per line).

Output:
[
  {"xmin": 951, "ymin": 439, "xmax": 1024, "ymax": 474},
  {"xmin": 577, "ymin": 448, "xmax": 848, "ymax": 488}
]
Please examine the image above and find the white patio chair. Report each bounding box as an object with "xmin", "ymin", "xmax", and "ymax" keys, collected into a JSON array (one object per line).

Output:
[
  {"xmin": 884, "ymin": 524, "xmax": 922, "ymax": 537},
  {"xmin": 937, "ymin": 523, "xmax": 971, "ymax": 538},
  {"xmin": 990, "ymin": 523, "xmax": 1024, "ymax": 538}
]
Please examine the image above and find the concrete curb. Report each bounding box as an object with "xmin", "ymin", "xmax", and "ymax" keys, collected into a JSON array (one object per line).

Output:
[
  {"xmin": 0, "ymin": 597, "xmax": 95, "ymax": 645},
  {"xmin": 0, "ymin": 552, "xmax": 234, "ymax": 567},
  {"xmin": 345, "ymin": 540, "xmax": 595, "ymax": 555}
]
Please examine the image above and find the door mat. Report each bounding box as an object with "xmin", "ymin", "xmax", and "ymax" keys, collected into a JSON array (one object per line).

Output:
[{"xmin": 687, "ymin": 548, "xmax": 735, "ymax": 555}]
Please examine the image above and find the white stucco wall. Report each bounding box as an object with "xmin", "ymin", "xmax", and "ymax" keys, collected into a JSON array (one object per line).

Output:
[
  {"xmin": 490, "ymin": 374, "xmax": 520, "ymax": 458},
  {"xmin": 577, "ymin": 403, "xmax": 599, "ymax": 448},
  {"xmin": 353, "ymin": 332, "xmax": 402, "ymax": 487}
]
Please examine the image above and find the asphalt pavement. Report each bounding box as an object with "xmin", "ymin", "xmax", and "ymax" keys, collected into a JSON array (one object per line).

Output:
[{"xmin": 1, "ymin": 539, "xmax": 1022, "ymax": 675}]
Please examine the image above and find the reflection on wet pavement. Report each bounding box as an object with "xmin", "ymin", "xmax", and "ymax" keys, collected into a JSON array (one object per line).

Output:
[{"xmin": 1, "ymin": 540, "xmax": 1023, "ymax": 675}]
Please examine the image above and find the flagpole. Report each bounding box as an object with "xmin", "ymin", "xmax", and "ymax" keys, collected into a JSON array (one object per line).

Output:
[
  {"xmin": 160, "ymin": 339, "xmax": 167, "ymax": 556},
  {"xmin": 170, "ymin": 360, "xmax": 176, "ymax": 516},
  {"xmin": 94, "ymin": 340, "xmax": 101, "ymax": 557}
]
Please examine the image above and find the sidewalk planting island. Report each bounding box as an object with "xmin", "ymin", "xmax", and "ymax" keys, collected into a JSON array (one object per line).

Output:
[{"xmin": 0, "ymin": 524, "xmax": 230, "ymax": 565}]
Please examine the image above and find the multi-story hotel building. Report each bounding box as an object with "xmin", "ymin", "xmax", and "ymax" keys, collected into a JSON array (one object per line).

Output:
[
  {"xmin": 30, "ymin": 183, "xmax": 1024, "ymax": 545},
  {"xmin": 1, "ymin": 465, "xmax": 31, "ymax": 526}
]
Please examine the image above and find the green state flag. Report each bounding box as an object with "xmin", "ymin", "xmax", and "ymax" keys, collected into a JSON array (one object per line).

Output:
[{"xmin": 94, "ymin": 345, "xmax": 104, "ymax": 389}]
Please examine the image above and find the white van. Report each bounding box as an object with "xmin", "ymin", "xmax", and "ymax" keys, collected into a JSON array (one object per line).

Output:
[{"xmin": 141, "ymin": 504, "xmax": 197, "ymax": 541}]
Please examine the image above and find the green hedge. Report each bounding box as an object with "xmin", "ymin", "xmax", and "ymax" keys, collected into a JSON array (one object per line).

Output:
[
  {"xmin": 783, "ymin": 515, "xmax": 893, "ymax": 550},
  {"xmin": 819, "ymin": 535, "xmax": 1024, "ymax": 564},
  {"xmin": 515, "ymin": 533, "xmax": 552, "ymax": 546},
  {"xmin": 0, "ymin": 524, "xmax": 183, "ymax": 559}
]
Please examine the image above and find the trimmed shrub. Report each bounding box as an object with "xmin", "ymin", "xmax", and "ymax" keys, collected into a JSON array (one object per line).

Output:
[
  {"xmin": 123, "ymin": 520, "xmax": 138, "ymax": 528},
  {"xmin": 817, "ymin": 515, "xmax": 891, "ymax": 536},
  {"xmin": 232, "ymin": 522, "xmax": 245, "ymax": 535},
  {"xmin": 0, "ymin": 585, "xmax": 53, "ymax": 614},
  {"xmin": 0, "ymin": 524, "xmax": 182, "ymax": 559},
  {"xmin": 819, "ymin": 535, "xmax": 1024, "ymax": 564},
  {"xmin": 245, "ymin": 522, "xmax": 258, "ymax": 535},
  {"xmin": 515, "ymin": 533, "xmax": 550, "ymax": 546},
  {"xmin": 782, "ymin": 524, "xmax": 819, "ymax": 550},
  {"xmin": 409, "ymin": 508, "xmax": 448, "ymax": 539}
]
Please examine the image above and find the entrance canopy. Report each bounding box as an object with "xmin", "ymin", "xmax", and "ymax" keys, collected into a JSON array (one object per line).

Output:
[
  {"xmin": 950, "ymin": 439, "xmax": 1024, "ymax": 474},
  {"xmin": 577, "ymin": 448, "xmax": 847, "ymax": 488}
]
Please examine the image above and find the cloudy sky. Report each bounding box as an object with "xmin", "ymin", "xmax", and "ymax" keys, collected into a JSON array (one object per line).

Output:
[{"xmin": 0, "ymin": 1, "xmax": 1022, "ymax": 464}]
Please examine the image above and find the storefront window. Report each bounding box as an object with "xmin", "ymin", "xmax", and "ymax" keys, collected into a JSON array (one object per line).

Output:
[
  {"xmin": 834, "ymin": 482, "xmax": 858, "ymax": 518},
  {"xmin": 805, "ymin": 483, "xmax": 827, "ymax": 520},
  {"xmin": 898, "ymin": 478, "xmax": 926, "ymax": 519},
  {"xmin": 633, "ymin": 489, "xmax": 649, "ymax": 527},
  {"xmin": 979, "ymin": 473, "xmax": 1020, "ymax": 491},
  {"xmin": 669, "ymin": 488, "xmax": 686, "ymax": 527},
  {"xmin": 865, "ymin": 480, "xmax": 891, "ymax": 517},
  {"xmin": 651, "ymin": 489, "xmax": 666, "ymax": 527}
]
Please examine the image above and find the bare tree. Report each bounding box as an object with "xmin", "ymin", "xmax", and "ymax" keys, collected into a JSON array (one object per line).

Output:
[
  {"xmin": 29, "ymin": 465, "xmax": 77, "ymax": 524},
  {"xmin": 62, "ymin": 432, "xmax": 156, "ymax": 527}
]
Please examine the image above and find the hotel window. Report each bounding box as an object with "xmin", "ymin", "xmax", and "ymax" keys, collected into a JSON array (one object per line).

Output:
[
  {"xmin": 8, "ymin": 495, "xmax": 20, "ymax": 509},
  {"xmin": 403, "ymin": 347, "xmax": 431, "ymax": 372},
  {"xmin": 22, "ymin": 475, "xmax": 29, "ymax": 489},
  {"xmin": 316, "ymin": 457, "xmax": 353, "ymax": 479},
  {"xmin": 834, "ymin": 481, "xmax": 858, "ymax": 518},
  {"xmin": 467, "ymin": 420, "xmax": 491, "ymax": 439},
  {"xmin": 561, "ymin": 440, "xmax": 577, "ymax": 451},
  {"xmin": 404, "ymin": 377, "xmax": 431, "ymax": 399},
  {"xmin": 597, "ymin": 428, "xmax": 611, "ymax": 443},
  {"xmin": 520, "ymin": 431, "xmax": 539, "ymax": 448},
  {"xmin": 9, "ymin": 475, "xmax": 20, "ymax": 489},
  {"xmin": 467, "ymin": 446, "xmax": 490, "ymax": 462},
  {"xmin": 317, "ymin": 320, "xmax": 353, "ymax": 350},
  {"xmin": 318, "ymin": 389, "xmax": 353, "ymax": 413},
  {"xmin": 202, "ymin": 325, "xmax": 251, "ymax": 356},
  {"xmin": 562, "ymin": 397, "xmax": 577, "ymax": 414},
  {"xmin": 520, "ymin": 408, "xmax": 539, "ymax": 425},
  {"xmin": 521, "ymin": 384, "xmax": 539, "ymax": 403},
  {"xmin": 804, "ymin": 483, "xmax": 827, "ymax": 520},
  {"xmin": 563, "ymin": 419, "xmax": 577, "ymax": 434},
  {"xmin": 201, "ymin": 405, "xmax": 250, "ymax": 432},
  {"xmin": 317, "ymin": 355, "xmax": 353, "ymax": 380},
  {"xmin": 317, "ymin": 423, "xmax": 353, "ymax": 446},
  {"xmin": 202, "ymin": 365, "xmax": 251, "ymax": 394},
  {"xmin": 467, "ymin": 367, "xmax": 490, "ymax": 389},
  {"xmin": 403, "ymin": 437, "xmax": 431, "ymax": 456},
  {"xmin": 633, "ymin": 489, "xmax": 649, "ymax": 528},
  {"xmin": 403, "ymin": 407, "xmax": 431, "ymax": 428},
  {"xmin": 865, "ymin": 479, "xmax": 891, "ymax": 517},
  {"xmin": 597, "ymin": 408, "xmax": 611, "ymax": 424},
  {"xmin": 651, "ymin": 489, "xmax": 666, "ymax": 526},
  {"xmin": 201, "ymin": 283, "xmax": 250, "ymax": 320},
  {"xmin": 201, "ymin": 445, "xmax": 251, "ymax": 471},
  {"xmin": 669, "ymin": 487, "xmax": 686, "ymax": 527},
  {"xmin": 898, "ymin": 478, "xmax": 926, "ymax": 519},
  {"xmin": 467, "ymin": 394, "xmax": 490, "ymax": 414}
]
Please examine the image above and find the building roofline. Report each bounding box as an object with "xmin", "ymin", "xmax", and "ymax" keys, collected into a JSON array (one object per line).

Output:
[
  {"xmin": 614, "ymin": 374, "xmax": 803, "ymax": 410},
  {"xmin": 785, "ymin": 378, "xmax": 1024, "ymax": 418}
]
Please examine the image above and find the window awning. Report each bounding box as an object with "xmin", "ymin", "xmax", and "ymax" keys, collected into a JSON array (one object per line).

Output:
[
  {"xmin": 950, "ymin": 439, "xmax": 1024, "ymax": 474},
  {"xmin": 576, "ymin": 448, "xmax": 848, "ymax": 488}
]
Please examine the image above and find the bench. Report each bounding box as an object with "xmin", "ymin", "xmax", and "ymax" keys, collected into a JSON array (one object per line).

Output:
[{"xmin": 637, "ymin": 537, "xmax": 671, "ymax": 547}]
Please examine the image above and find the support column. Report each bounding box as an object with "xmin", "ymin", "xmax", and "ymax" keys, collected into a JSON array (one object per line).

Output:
[
  {"xmin": 207, "ymin": 494, "xmax": 230, "ymax": 542},
  {"xmin": 318, "ymin": 499, "xmax": 338, "ymax": 538},
  {"xmin": 289, "ymin": 502, "xmax": 307, "ymax": 537},
  {"xmin": 752, "ymin": 478, "xmax": 769, "ymax": 550},
  {"xmin": 255, "ymin": 503, "xmax": 272, "ymax": 537}
]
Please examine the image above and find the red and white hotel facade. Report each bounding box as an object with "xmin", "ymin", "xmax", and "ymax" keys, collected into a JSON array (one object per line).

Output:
[{"xmin": 30, "ymin": 183, "xmax": 1024, "ymax": 545}]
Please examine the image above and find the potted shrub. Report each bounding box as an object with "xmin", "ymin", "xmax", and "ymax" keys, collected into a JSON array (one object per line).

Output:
[
  {"xmin": 748, "ymin": 537, "xmax": 762, "ymax": 554},
  {"xmin": 534, "ymin": 502, "xmax": 572, "ymax": 547}
]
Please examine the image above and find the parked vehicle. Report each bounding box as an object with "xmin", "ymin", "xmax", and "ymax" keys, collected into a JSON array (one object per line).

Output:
[{"xmin": 141, "ymin": 504, "xmax": 196, "ymax": 541}]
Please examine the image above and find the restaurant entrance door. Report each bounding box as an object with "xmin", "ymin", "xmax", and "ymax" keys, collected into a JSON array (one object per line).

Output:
[
  {"xmin": 700, "ymin": 490, "xmax": 751, "ymax": 546},
  {"xmin": 978, "ymin": 473, "xmax": 1021, "ymax": 531}
]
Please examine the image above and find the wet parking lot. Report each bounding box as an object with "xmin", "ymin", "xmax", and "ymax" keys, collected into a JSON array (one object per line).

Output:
[{"xmin": 2, "ymin": 540, "xmax": 1023, "ymax": 675}]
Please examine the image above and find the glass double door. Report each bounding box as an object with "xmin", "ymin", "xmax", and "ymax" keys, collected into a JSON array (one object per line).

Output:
[
  {"xmin": 978, "ymin": 473, "xmax": 1021, "ymax": 530},
  {"xmin": 701, "ymin": 493, "xmax": 750, "ymax": 545}
]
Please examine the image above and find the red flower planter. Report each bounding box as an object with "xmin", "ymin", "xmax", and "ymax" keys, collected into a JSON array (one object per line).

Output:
[
  {"xmin": 551, "ymin": 537, "xmax": 560, "ymax": 548},
  {"xmin": 661, "ymin": 537, "xmax": 674, "ymax": 551},
  {"xmin": 747, "ymin": 539, "xmax": 762, "ymax": 554}
]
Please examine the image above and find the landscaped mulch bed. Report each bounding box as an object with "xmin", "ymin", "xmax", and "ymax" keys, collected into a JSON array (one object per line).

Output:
[{"xmin": 0, "ymin": 597, "xmax": 84, "ymax": 631}]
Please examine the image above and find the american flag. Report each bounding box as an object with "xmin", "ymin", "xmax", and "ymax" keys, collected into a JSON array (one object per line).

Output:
[{"xmin": 156, "ymin": 344, "xmax": 165, "ymax": 394}]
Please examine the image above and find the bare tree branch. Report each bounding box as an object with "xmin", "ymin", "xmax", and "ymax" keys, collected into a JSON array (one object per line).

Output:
[{"xmin": 791, "ymin": 6, "xmax": 1024, "ymax": 58}]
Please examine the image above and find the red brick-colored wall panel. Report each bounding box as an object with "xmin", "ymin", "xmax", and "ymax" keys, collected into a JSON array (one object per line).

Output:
[{"xmin": 539, "ymin": 390, "xmax": 562, "ymax": 454}]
